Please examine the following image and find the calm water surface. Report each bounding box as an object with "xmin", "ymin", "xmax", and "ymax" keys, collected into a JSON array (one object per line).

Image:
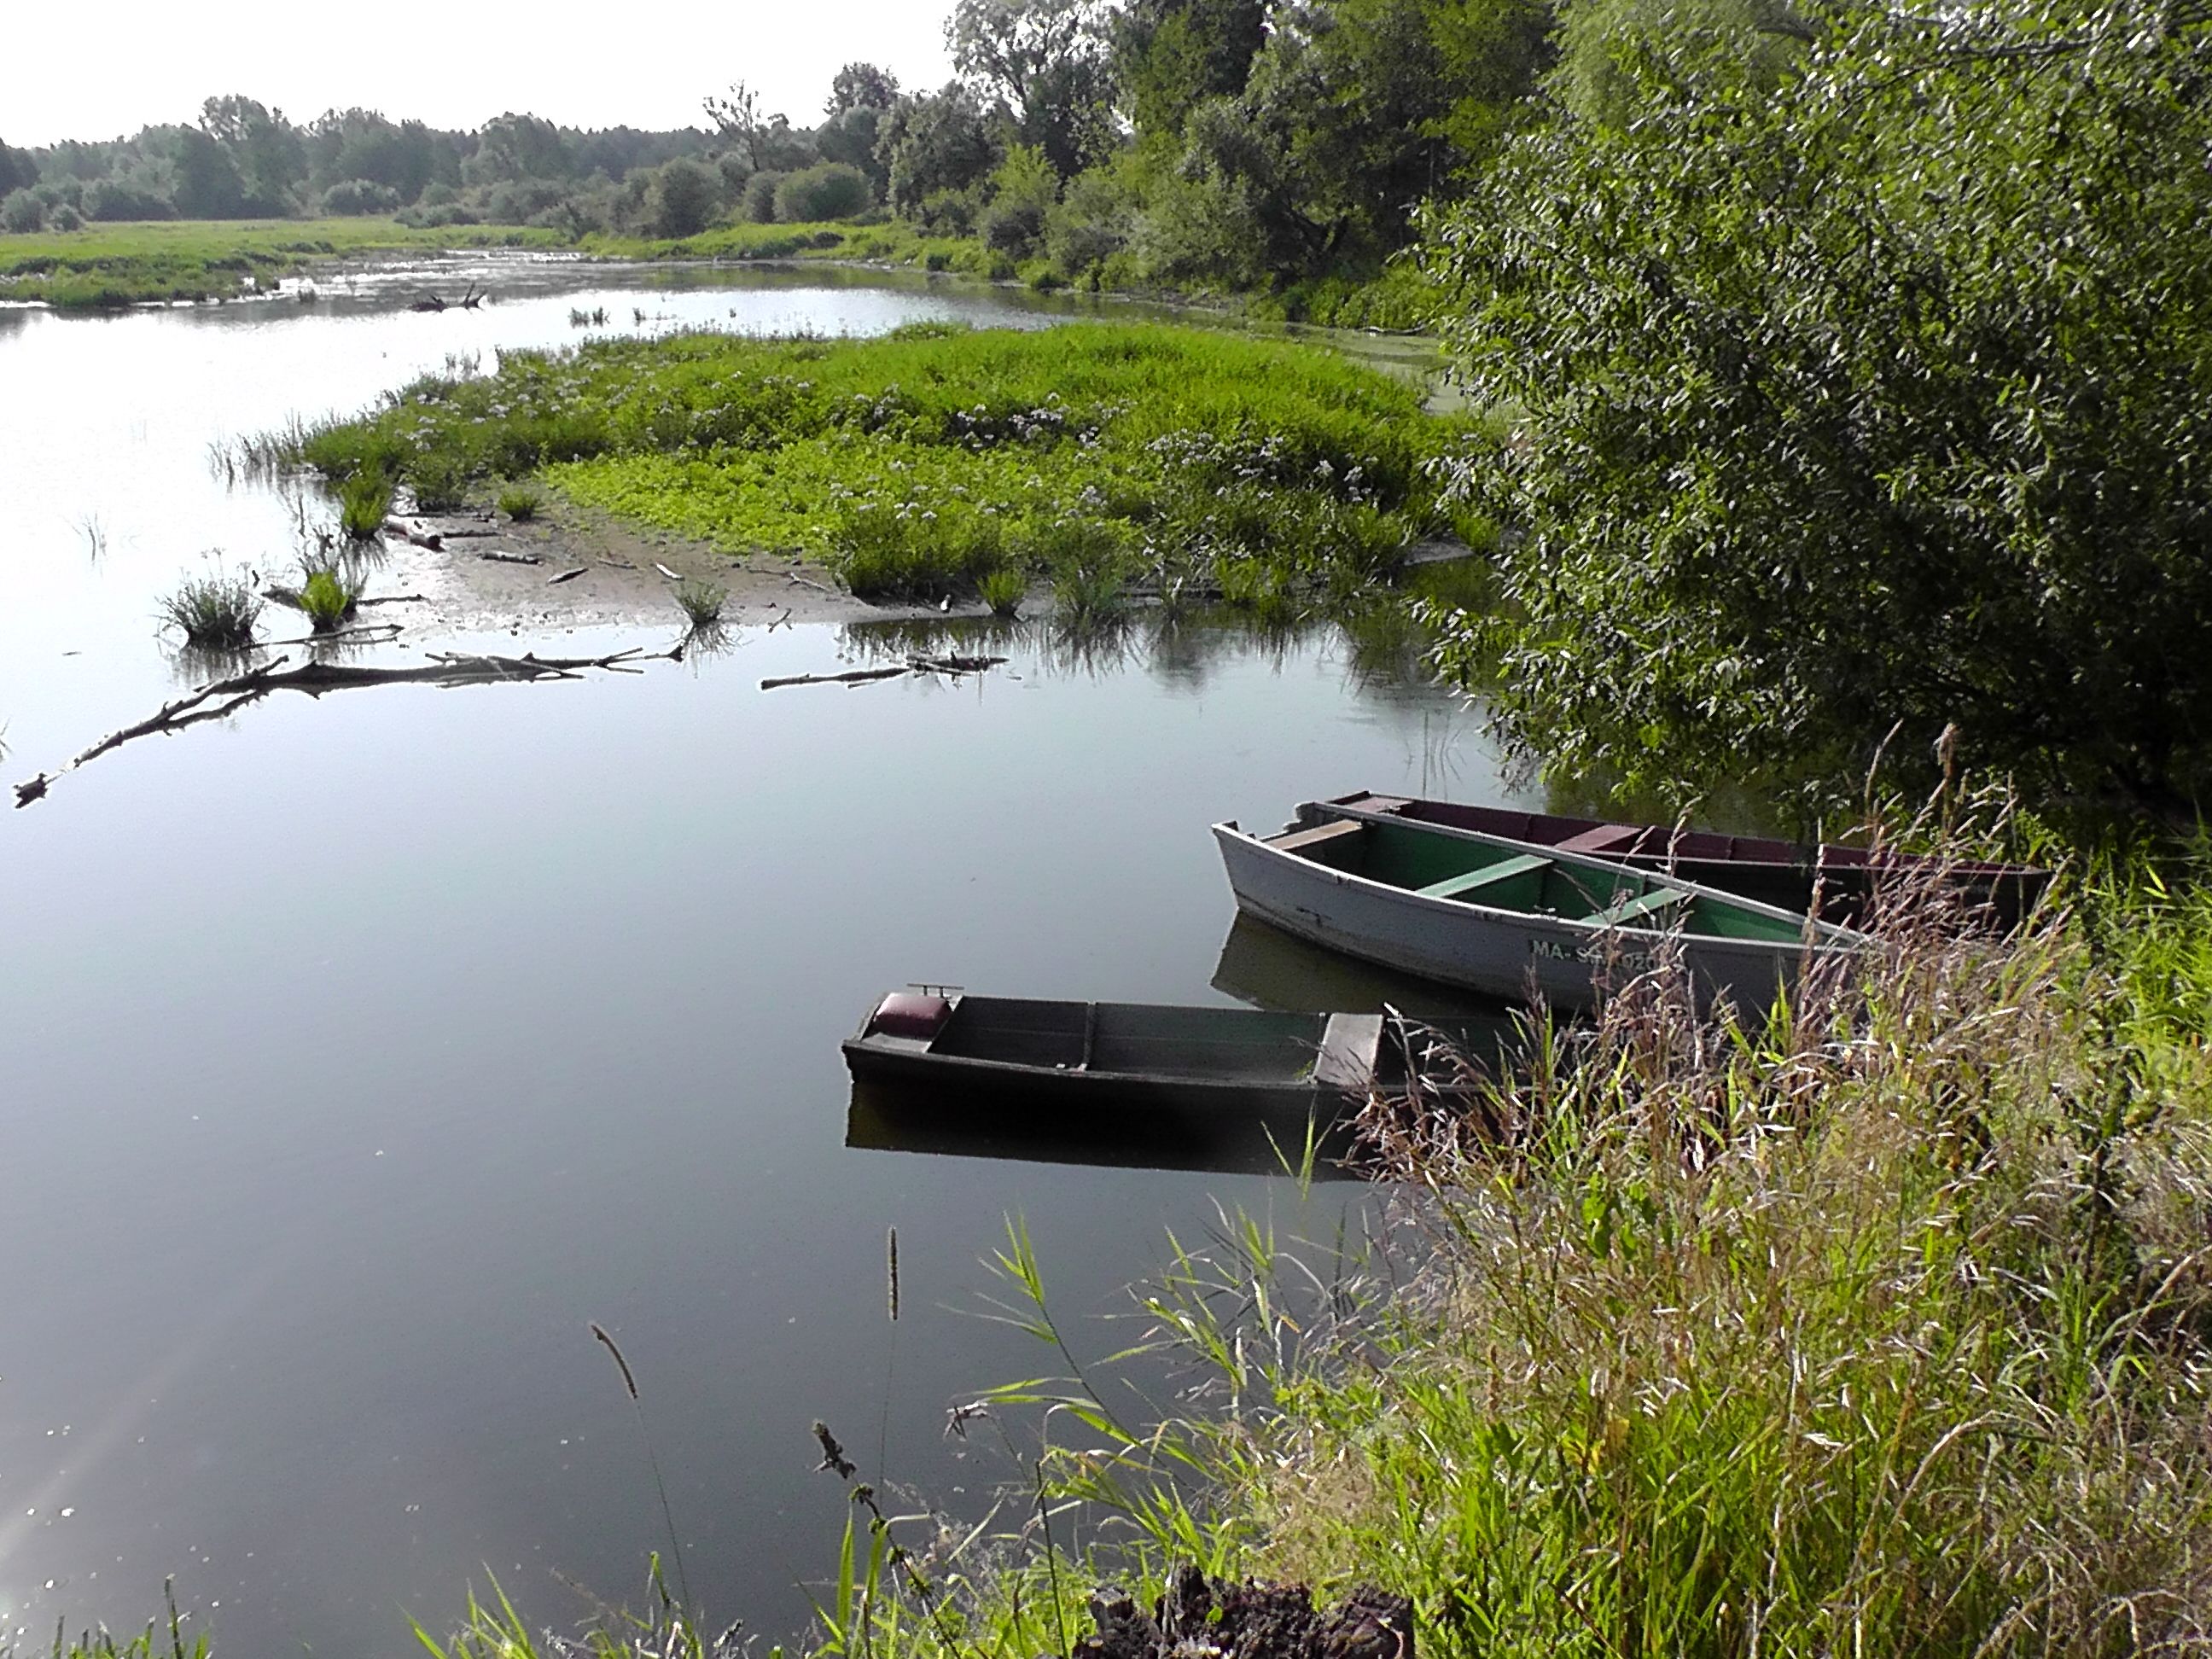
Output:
[{"xmin": 0, "ymin": 259, "xmax": 1528, "ymax": 1655}]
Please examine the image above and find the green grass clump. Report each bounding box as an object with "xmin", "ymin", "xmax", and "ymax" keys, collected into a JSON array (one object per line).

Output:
[
  {"xmin": 282, "ymin": 323, "xmax": 1461, "ymax": 605},
  {"xmin": 298, "ymin": 567, "xmax": 359, "ymax": 632},
  {"xmin": 977, "ymin": 565, "xmax": 1027, "ymax": 614},
  {"xmin": 498, "ymin": 483, "xmax": 545, "ymax": 521},
  {"xmin": 673, "ymin": 579, "xmax": 727, "ymax": 626},
  {"xmin": 336, "ymin": 468, "xmax": 394, "ymax": 539},
  {"xmin": 156, "ymin": 564, "xmax": 261, "ymax": 648}
]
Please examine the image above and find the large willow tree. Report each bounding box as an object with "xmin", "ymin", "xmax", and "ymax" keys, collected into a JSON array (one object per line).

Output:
[{"xmin": 1425, "ymin": 0, "xmax": 2212, "ymax": 819}]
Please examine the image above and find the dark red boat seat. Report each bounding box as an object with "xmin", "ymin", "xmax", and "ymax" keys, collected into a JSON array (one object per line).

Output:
[{"xmin": 867, "ymin": 992, "xmax": 952, "ymax": 1040}]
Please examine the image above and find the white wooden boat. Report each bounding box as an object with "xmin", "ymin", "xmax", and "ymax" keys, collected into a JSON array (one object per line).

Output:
[{"xmin": 1213, "ymin": 812, "xmax": 1870, "ymax": 1015}]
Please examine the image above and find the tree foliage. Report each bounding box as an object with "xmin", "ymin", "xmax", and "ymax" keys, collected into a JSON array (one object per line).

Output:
[
  {"xmin": 1424, "ymin": 0, "xmax": 2212, "ymax": 816},
  {"xmin": 876, "ymin": 82, "xmax": 1005, "ymax": 217},
  {"xmin": 1111, "ymin": 0, "xmax": 1270, "ymax": 137},
  {"xmin": 828, "ymin": 62, "xmax": 903, "ymax": 114},
  {"xmin": 948, "ymin": 0, "xmax": 1119, "ymax": 177}
]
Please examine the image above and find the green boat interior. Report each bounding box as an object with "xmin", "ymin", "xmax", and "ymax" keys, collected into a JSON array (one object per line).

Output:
[{"xmin": 1266, "ymin": 818, "xmax": 1806, "ymax": 943}]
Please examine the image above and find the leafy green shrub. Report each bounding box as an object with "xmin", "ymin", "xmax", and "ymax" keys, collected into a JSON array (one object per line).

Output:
[
  {"xmin": 979, "ymin": 145, "xmax": 1057, "ymax": 259},
  {"xmin": 319, "ymin": 178, "xmax": 400, "ymax": 217},
  {"xmin": 407, "ymin": 452, "xmax": 469, "ymax": 513},
  {"xmin": 774, "ymin": 162, "xmax": 873, "ymax": 223},
  {"xmin": 1, "ymin": 189, "xmax": 43, "ymax": 234},
  {"xmin": 742, "ymin": 171, "xmax": 788, "ymax": 224},
  {"xmin": 648, "ymin": 158, "xmax": 721, "ymax": 239},
  {"xmin": 1045, "ymin": 161, "xmax": 1137, "ymax": 276}
]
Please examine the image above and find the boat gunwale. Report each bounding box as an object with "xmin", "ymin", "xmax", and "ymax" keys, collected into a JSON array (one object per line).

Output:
[{"xmin": 1325, "ymin": 790, "xmax": 2046, "ymax": 882}]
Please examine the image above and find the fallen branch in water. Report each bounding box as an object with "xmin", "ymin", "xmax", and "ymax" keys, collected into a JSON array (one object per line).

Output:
[
  {"xmin": 382, "ymin": 519, "xmax": 443, "ymax": 550},
  {"xmin": 759, "ymin": 653, "xmax": 1007, "ymax": 691},
  {"xmin": 480, "ymin": 549, "xmax": 543, "ymax": 566},
  {"xmin": 760, "ymin": 665, "xmax": 910, "ymax": 690},
  {"xmin": 261, "ymin": 621, "xmax": 407, "ymax": 649},
  {"xmin": 14, "ymin": 644, "xmax": 682, "ymax": 807}
]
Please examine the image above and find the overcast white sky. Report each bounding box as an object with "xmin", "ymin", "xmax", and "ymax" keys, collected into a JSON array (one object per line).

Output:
[{"xmin": 4, "ymin": 0, "xmax": 958, "ymax": 148}]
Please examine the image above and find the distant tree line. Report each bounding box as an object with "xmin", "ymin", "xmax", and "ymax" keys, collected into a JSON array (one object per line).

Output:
[{"xmin": 0, "ymin": 0, "xmax": 1565, "ymax": 300}]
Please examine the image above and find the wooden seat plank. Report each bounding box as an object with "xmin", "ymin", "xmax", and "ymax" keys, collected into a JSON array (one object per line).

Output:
[
  {"xmin": 1269, "ymin": 818, "xmax": 1365, "ymax": 853},
  {"xmin": 1596, "ymin": 888, "xmax": 1690, "ymax": 928},
  {"xmin": 1419, "ymin": 853, "xmax": 1552, "ymax": 900}
]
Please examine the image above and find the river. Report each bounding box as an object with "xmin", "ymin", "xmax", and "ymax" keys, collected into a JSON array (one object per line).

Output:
[{"xmin": 0, "ymin": 255, "xmax": 1528, "ymax": 1654}]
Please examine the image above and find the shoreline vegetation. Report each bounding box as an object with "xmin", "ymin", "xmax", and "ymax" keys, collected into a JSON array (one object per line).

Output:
[{"xmin": 0, "ymin": 215, "xmax": 1433, "ymax": 326}]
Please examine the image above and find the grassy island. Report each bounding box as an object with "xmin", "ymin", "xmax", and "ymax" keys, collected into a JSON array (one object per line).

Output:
[{"xmin": 282, "ymin": 321, "xmax": 1480, "ymax": 607}]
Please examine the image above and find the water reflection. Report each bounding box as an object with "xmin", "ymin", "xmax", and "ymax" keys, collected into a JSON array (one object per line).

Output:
[
  {"xmin": 1211, "ymin": 912, "xmax": 1519, "ymax": 1018},
  {"xmin": 846, "ymin": 1078, "xmax": 1365, "ymax": 1179}
]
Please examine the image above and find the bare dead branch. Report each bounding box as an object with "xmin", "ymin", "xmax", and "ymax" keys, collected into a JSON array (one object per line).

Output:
[{"xmin": 14, "ymin": 644, "xmax": 683, "ymax": 808}]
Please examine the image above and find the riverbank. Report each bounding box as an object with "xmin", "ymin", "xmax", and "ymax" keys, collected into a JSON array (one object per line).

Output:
[
  {"xmin": 0, "ymin": 218, "xmax": 568, "ymax": 306},
  {"xmin": 269, "ymin": 321, "xmax": 1487, "ymax": 614},
  {"xmin": 0, "ymin": 216, "xmax": 1430, "ymax": 329}
]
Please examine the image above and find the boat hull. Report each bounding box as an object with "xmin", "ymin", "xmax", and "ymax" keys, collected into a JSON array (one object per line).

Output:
[{"xmin": 1214, "ymin": 822, "xmax": 1854, "ymax": 1016}]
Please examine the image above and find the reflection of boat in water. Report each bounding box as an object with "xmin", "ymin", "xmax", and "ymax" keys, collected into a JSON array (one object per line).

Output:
[
  {"xmin": 1212, "ymin": 910, "xmax": 1516, "ymax": 1018},
  {"xmin": 841, "ymin": 990, "xmax": 1517, "ymax": 1177},
  {"xmin": 847, "ymin": 1078, "xmax": 1365, "ymax": 1179}
]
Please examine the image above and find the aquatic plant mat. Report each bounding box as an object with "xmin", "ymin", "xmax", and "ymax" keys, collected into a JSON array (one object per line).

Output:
[{"xmin": 12, "ymin": 647, "xmax": 681, "ymax": 807}]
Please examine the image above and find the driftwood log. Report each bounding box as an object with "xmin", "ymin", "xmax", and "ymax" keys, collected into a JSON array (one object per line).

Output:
[
  {"xmin": 759, "ymin": 653, "xmax": 1006, "ymax": 691},
  {"xmin": 409, "ymin": 282, "xmax": 484, "ymax": 313},
  {"xmin": 14, "ymin": 645, "xmax": 680, "ymax": 808}
]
